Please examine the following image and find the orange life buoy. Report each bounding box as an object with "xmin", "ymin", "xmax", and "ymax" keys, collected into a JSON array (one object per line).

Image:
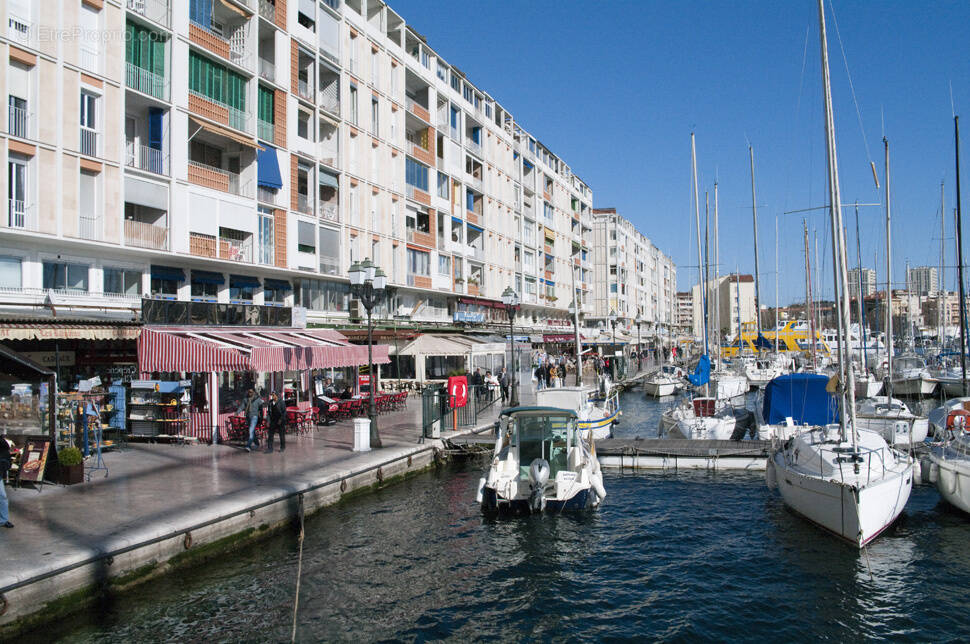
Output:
[{"xmin": 946, "ymin": 409, "xmax": 970, "ymax": 432}]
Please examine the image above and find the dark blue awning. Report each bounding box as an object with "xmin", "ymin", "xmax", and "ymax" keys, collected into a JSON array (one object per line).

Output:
[
  {"xmin": 264, "ymin": 278, "xmax": 292, "ymax": 291},
  {"xmin": 151, "ymin": 265, "xmax": 184, "ymax": 281},
  {"xmin": 257, "ymin": 147, "xmax": 283, "ymax": 190},
  {"xmin": 230, "ymin": 274, "xmax": 261, "ymax": 288},
  {"xmin": 191, "ymin": 270, "xmax": 225, "ymax": 285},
  {"xmin": 451, "ymin": 216, "xmax": 463, "ymax": 225},
  {"xmin": 523, "ymin": 159, "xmax": 534, "ymax": 169},
  {"xmin": 466, "ymin": 222, "xmax": 483, "ymax": 233}
]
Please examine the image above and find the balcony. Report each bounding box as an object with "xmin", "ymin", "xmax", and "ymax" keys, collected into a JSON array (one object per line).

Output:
[
  {"xmin": 259, "ymin": 57, "xmax": 275, "ymax": 82},
  {"xmin": 257, "ymin": 186, "xmax": 278, "ymax": 205},
  {"xmin": 220, "ymin": 233, "xmax": 253, "ymax": 263},
  {"xmin": 6, "ymin": 200, "xmax": 36, "ymax": 231},
  {"xmin": 319, "ymin": 202, "xmax": 339, "ymax": 223},
  {"xmin": 408, "ymin": 141, "xmax": 434, "ymax": 167},
  {"xmin": 318, "ymin": 90, "xmax": 339, "ymax": 115},
  {"xmin": 7, "ymin": 104, "xmax": 28, "ymax": 139},
  {"xmin": 320, "ymin": 255, "xmax": 339, "ymax": 276},
  {"xmin": 406, "ymin": 228, "xmax": 435, "ymax": 249},
  {"xmin": 78, "ymin": 216, "xmax": 103, "ymax": 241},
  {"xmin": 126, "ymin": 62, "xmax": 170, "ymax": 101},
  {"xmin": 405, "ymin": 184, "xmax": 431, "ymax": 206},
  {"xmin": 467, "ymin": 282, "xmax": 480, "ymax": 296},
  {"xmin": 465, "ymin": 139, "xmax": 482, "ymax": 157},
  {"xmin": 189, "ymin": 91, "xmax": 251, "ymax": 133},
  {"xmin": 190, "ymin": 232, "xmax": 217, "ymax": 258},
  {"xmin": 406, "ymin": 274, "xmax": 432, "ymax": 289},
  {"xmin": 298, "ymin": 79, "xmax": 314, "ymax": 102},
  {"xmin": 79, "ymin": 128, "xmax": 99, "ymax": 157},
  {"xmin": 405, "ymin": 97, "xmax": 430, "ymax": 123},
  {"xmin": 189, "ymin": 21, "xmax": 252, "ymax": 70},
  {"xmin": 257, "ymin": 119, "xmax": 274, "ymax": 142},
  {"xmin": 467, "ymin": 244, "xmax": 484, "ymax": 260},
  {"xmin": 188, "ymin": 161, "xmax": 251, "ymax": 197},
  {"xmin": 258, "ymin": 0, "xmax": 276, "ymax": 22},
  {"xmin": 125, "ymin": 219, "xmax": 169, "ymax": 250},
  {"xmin": 126, "ymin": 140, "xmax": 169, "ymax": 175},
  {"xmin": 127, "ymin": 0, "xmax": 171, "ymax": 28},
  {"xmin": 296, "ymin": 193, "xmax": 313, "ymax": 215}
]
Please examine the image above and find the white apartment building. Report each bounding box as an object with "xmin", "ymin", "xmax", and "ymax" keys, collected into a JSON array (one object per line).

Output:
[
  {"xmin": 690, "ymin": 273, "xmax": 756, "ymax": 342},
  {"xmin": 0, "ymin": 0, "xmax": 608, "ymax": 333},
  {"xmin": 589, "ymin": 208, "xmax": 676, "ymax": 335},
  {"xmin": 848, "ymin": 267, "xmax": 876, "ymax": 298},
  {"xmin": 907, "ymin": 265, "xmax": 938, "ymax": 296}
]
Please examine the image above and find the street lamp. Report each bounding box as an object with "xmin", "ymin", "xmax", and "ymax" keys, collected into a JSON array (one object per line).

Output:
[
  {"xmin": 608, "ymin": 309, "xmax": 618, "ymax": 380},
  {"xmin": 349, "ymin": 258, "xmax": 386, "ymax": 448},
  {"xmin": 501, "ymin": 286, "xmax": 520, "ymax": 407},
  {"xmin": 635, "ymin": 311, "xmax": 644, "ymax": 373},
  {"xmin": 568, "ymin": 299, "xmax": 582, "ymax": 386}
]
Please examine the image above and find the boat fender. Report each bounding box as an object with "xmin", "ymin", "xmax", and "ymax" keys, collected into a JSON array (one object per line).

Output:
[
  {"xmin": 528, "ymin": 458, "xmax": 550, "ymax": 513},
  {"xmin": 765, "ymin": 457, "xmax": 778, "ymax": 489},
  {"xmin": 929, "ymin": 461, "xmax": 940, "ymax": 485},
  {"xmin": 590, "ymin": 473, "xmax": 607, "ymax": 502},
  {"xmin": 919, "ymin": 456, "xmax": 933, "ymax": 486},
  {"xmin": 476, "ymin": 477, "xmax": 486, "ymax": 504}
]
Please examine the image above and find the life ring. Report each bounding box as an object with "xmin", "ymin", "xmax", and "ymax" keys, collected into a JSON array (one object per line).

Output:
[{"xmin": 946, "ymin": 409, "xmax": 970, "ymax": 432}]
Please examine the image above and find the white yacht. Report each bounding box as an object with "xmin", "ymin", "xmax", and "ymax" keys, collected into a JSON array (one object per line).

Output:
[
  {"xmin": 643, "ymin": 365, "xmax": 684, "ymax": 398},
  {"xmin": 882, "ymin": 355, "xmax": 937, "ymax": 396},
  {"xmin": 855, "ymin": 396, "xmax": 929, "ymax": 446},
  {"xmin": 536, "ymin": 383, "xmax": 618, "ymax": 441}
]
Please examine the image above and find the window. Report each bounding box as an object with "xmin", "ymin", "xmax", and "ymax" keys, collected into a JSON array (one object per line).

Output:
[
  {"xmin": 191, "ymin": 280, "xmax": 218, "ymax": 301},
  {"xmin": 438, "ymin": 254, "xmax": 450, "ymax": 275},
  {"xmin": 188, "ymin": 52, "xmax": 246, "ymax": 111},
  {"xmin": 436, "ymin": 172, "xmax": 449, "ymax": 199},
  {"xmin": 8, "ymin": 61, "xmax": 29, "ymax": 138},
  {"xmin": 405, "ymin": 158, "xmax": 428, "ymax": 192},
  {"xmin": 229, "ymin": 276, "xmax": 256, "ymax": 303},
  {"xmin": 7, "ymin": 154, "xmax": 28, "ymax": 228},
  {"xmin": 0, "ymin": 256, "xmax": 22, "ymax": 289},
  {"xmin": 407, "ymin": 248, "xmax": 429, "ymax": 275},
  {"xmin": 450, "ymin": 73, "xmax": 460, "ymax": 93},
  {"xmin": 296, "ymin": 278, "xmax": 349, "ymax": 311},
  {"xmin": 258, "ymin": 85, "xmax": 274, "ymax": 125},
  {"xmin": 463, "ymin": 82, "xmax": 472, "ymax": 103},
  {"xmin": 79, "ymin": 3, "xmax": 100, "ymax": 72},
  {"xmin": 297, "ymin": 3, "xmax": 315, "ymax": 30},
  {"xmin": 103, "ymin": 267, "xmax": 140, "ymax": 296},
  {"xmin": 371, "ymin": 49, "xmax": 378, "ymax": 86},
  {"xmin": 348, "ymin": 83, "xmax": 358, "ymax": 125},
  {"xmin": 298, "ymin": 220, "xmax": 316, "ymax": 253},
  {"xmin": 297, "ymin": 109, "xmax": 311, "ymax": 139},
  {"xmin": 78, "ymin": 170, "xmax": 99, "ymax": 238},
  {"xmin": 264, "ymin": 281, "xmax": 289, "ymax": 305},
  {"xmin": 437, "ymin": 63, "xmax": 447, "ymax": 83},
  {"xmin": 43, "ymin": 261, "xmax": 88, "ymax": 292},
  {"xmin": 371, "ymin": 97, "xmax": 379, "ymax": 135},
  {"xmin": 485, "ymin": 103, "xmax": 491, "ymax": 119},
  {"xmin": 319, "ymin": 226, "xmax": 339, "ymax": 275},
  {"xmin": 80, "ymin": 90, "xmax": 97, "ymax": 130},
  {"xmin": 258, "ymin": 208, "xmax": 274, "ymax": 265},
  {"xmin": 189, "ymin": 0, "xmax": 212, "ymax": 27}
]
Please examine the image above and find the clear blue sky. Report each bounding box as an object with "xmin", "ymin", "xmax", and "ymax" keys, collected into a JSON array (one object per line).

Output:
[{"xmin": 389, "ymin": 0, "xmax": 970, "ymax": 305}]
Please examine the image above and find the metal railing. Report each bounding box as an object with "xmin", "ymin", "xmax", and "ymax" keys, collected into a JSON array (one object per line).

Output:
[
  {"xmin": 7, "ymin": 104, "xmax": 28, "ymax": 138},
  {"xmin": 127, "ymin": 0, "xmax": 171, "ymax": 28},
  {"xmin": 257, "ymin": 186, "xmax": 278, "ymax": 205},
  {"xmin": 6, "ymin": 200, "xmax": 35, "ymax": 230},
  {"xmin": 259, "ymin": 57, "xmax": 275, "ymax": 82},
  {"xmin": 126, "ymin": 62, "xmax": 169, "ymax": 100},
  {"xmin": 125, "ymin": 219, "xmax": 169, "ymax": 250},
  {"xmin": 220, "ymin": 235, "xmax": 253, "ymax": 263},
  {"xmin": 421, "ymin": 384, "xmax": 496, "ymax": 439},
  {"xmin": 189, "ymin": 90, "xmax": 251, "ymax": 133},
  {"xmin": 257, "ymin": 119, "xmax": 274, "ymax": 142},
  {"xmin": 80, "ymin": 128, "xmax": 98, "ymax": 157},
  {"xmin": 188, "ymin": 160, "xmax": 251, "ymax": 198},
  {"xmin": 258, "ymin": 0, "xmax": 276, "ymax": 22},
  {"xmin": 318, "ymin": 91, "xmax": 339, "ymax": 115},
  {"xmin": 298, "ymin": 79, "xmax": 313, "ymax": 101},
  {"xmin": 78, "ymin": 215, "xmax": 102, "ymax": 241},
  {"xmin": 296, "ymin": 193, "xmax": 313, "ymax": 214},
  {"xmin": 125, "ymin": 140, "xmax": 169, "ymax": 175}
]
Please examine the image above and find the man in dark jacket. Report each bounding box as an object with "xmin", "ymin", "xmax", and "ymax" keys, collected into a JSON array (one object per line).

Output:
[
  {"xmin": 499, "ymin": 367, "xmax": 510, "ymax": 403},
  {"xmin": 265, "ymin": 391, "xmax": 286, "ymax": 453},
  {"xmin": 471, "ymin": 368, "xmax": 484, "ymax": 402},
  {"xmin": 240, "ymin": 389, "xmax": 263, "ymax": 453},
  {"xmin": 0, "ymin": 434, "xmax": 12, "ymax": 528}
]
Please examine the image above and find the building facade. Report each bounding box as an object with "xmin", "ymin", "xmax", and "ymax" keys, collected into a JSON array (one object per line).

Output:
[
  {"xmin": 847, "ymin": 267, "xmax": 876, "ymax": 298},
  {"xmin": 690, "ymin": 273, "xmax": 756, "ymax": 342},
  {"xmin": 675, "ymin": 291, "xmax": 692, "ymax": 333},
  {"xmin": 0, "ymin": 0, "xmax": 673, "ymax": 345},
  {"xmin": 589, "ymin": 208, "xmax": 675, "ymax": 335},
  {"xmin": 907, "ymin": 265, "xmax": 938, "ymax": 296}
]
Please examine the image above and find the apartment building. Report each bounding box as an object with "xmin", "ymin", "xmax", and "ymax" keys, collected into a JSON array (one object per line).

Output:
[
  {"xmin": 675, "ymin": 291, "xmax": 692, "ymax": 333},
  {"xmin": 847, "ymin": 267, "xmax": 876, "ymax": 298},
  {"xmin": 906, "ymin": 265, "xmax": 938, "ymax": 296},
  {"xmin": 589, "ymin": 208, "xmax": 675, "ymax": 335},
  {"xmin": 0, "ymin": 0, "xmax": 684, "ymax": 346},
  {"xmin": 690, "ymin": 273, "xmax": 756, "ymax": 342}
]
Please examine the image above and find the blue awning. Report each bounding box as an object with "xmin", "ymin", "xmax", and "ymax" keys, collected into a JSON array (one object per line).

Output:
[
  {"xmin": 318, "ymin": 171, "xmax": 339, "ymax": 189},
  {"xmin": 230, "ymin": 274, "xmax": 261, "ymax": 288},
  {"xmin": 466, "ymin": 222, "xmax": 484, "ymax": 233},
  {"xmin": 523, "ymin": 159, "xmax": 534, "ymax": 169},
  {"xmin": 191, "ymin": 270, "xmax": 225, "ymax": 285},
  {"xmin": 264, "ymin": 278, "xmax": 292, "ymax": 291},
  {"xmin": 257, "ymin": 147, "xmax": 283, "ymax": 190},
  {"xmin": 451, "ymin": 216, "xmax": 463, "ymax": 225},
  {"xmin": 151, "ymin": 265, "xmax": 185, "ymax": 281}
]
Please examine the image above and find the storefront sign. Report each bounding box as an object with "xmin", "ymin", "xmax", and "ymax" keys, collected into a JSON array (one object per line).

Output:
[
  {"xmin": 358, "ymin": 374, "xmax": 371, "ymax": 394},
  {"xmin": 543, "ymin": 334, "xmax": 576, "ymax": 343},
  {"xmin": 453, "ymin": 311, "xmax": 485, "ymax": 323},
  {"xmin": 18, "ymin": 439, "xmax": 51, "ymax": 483},
  {"xmin": 448, "ymin": 376, "xmax": 468, "ymax": 408},
  {"xmin": 22, "ymin": 351, "xmax": 76, "ymax": 368}
]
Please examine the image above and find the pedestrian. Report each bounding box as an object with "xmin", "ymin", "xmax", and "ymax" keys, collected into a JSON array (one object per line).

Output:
[
  {"xmin": 499, "ymin": 367, "xmax": 510, "ymax": 403},
  {"xmin": 265, "ymin": 391, "xmax": 286, "ymax": 453},
  {"xmin": 485, "ymin": 370, "xmax": 499, "ymax": 401},
  {"xmin": 533, "ymin": 363, "xmax": 544, "ymax": 391},
  {"xmin": 239, "ymin": 389, "xmax": 263, "ymax": 452},
  {"xmin": 0, "ymin": 433, "xmax": 12, "ymax": 528},
  {"xmin": 472, "ymin": 367, "xmax": 484, "ymax": 402}
]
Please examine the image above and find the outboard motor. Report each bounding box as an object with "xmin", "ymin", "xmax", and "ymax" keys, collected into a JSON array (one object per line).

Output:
[{"xmin": 528, "ymin": 458, "xmax": 550, "ymax": 513}]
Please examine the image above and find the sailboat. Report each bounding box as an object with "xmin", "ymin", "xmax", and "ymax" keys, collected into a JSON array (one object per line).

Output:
[{"xmin": 766, "ymin": 0, "xmax": 913, "ymax": 547}]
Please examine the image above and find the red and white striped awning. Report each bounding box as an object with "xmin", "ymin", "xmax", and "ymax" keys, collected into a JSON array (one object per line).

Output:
[{"xmin": 137, "ymin": 326, "xmax": 389, "ymax": 374}]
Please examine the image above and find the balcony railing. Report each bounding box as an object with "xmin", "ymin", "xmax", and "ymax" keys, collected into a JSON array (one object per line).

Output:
[
  {"xmin": 466, "ymin": 139, "xmax": 482, "ymax": 157},
  {"xmin": 257, "ymin": 119, "xmax": 274, "ymax": 142},
  {"xmin": 220, "ymin": 235, "xmax": 253, "ymax": 263},
  {"xmin": 296, "ymin": 193, "xmax": 313, "ymax": 215},
  {"xmin": 6, "ymin": 200, "xmax": 36, "ymax": 231},
  {"xmin": 319, "ymin": 202, "xmax": 339, "ymax": 222},
  {"xmin": 258, "ymin": 0, "xmax": 276, "ymax": 22},
  {"xmin": 80, "ymin": 128, "xmax": 98, "ymax": 157},
  {"xmin": 125, "ymin": 140, "xmax": 169, "ymax": 175},
  {"xmin": 78, "ymin": 216, "xmax": 103, "ymax": 241},
  {"xmin": 127, "ymin": 0, "xmax": 171, "ymax": 28},
  {"xmin": 126, "ymin": 62, "xmax": 170, "ymax": 101},
  {"xmin": 320, "ymin": 255, "xmax": 340, "ymax": 276},
  {"xmin": 125, "ymin": 219, "xmax": 169, "ymax": 250},
  {"xmin": 318, "ymin": 91, "xmax": 339, "ymax": 115},
  {"xmin": 7, "ymin": 14, "xmax": 31, "ymax": 42},
  {"xmin": 298, "ymin": 79, "xmax": 314, "ymax": 101},
  {"xmin": 406, "ymin": 97, "xmax": 430, "ymax": 123},
  {"xmin": 188, "ymin": 90, "xmax": 252, "ymax": 133},
  {"xmin": 188, "ymin": 161, "xmax": 251, "ymax": 197},
  {"xmin": 7, "ymin": 104, "xmax": 28, "ymax": 138},
  {"xmin": 259, "ymin": 57, "xmax": 275, "ymax": 82},
  {"xmin": 257, "ymin": 186, "xmax": 278, "ymax": 205}
]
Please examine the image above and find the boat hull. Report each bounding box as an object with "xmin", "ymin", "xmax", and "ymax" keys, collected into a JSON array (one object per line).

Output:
[
  {"xmin": 772, "ymin": 451, "xmax": 912, "ymax": 547},
  {"xmin": 855, "ymin": 415, "xmax": 929, "ymax": 445},
  {"xmin": 578, "ymin": 410, "xmax": 616, "ymax": 440},
  {"xmin": 892, "ymin": 377, "xmax": 937, "ymax": 396},
  {"xmin": 855, "ymin": 378, "xmax": 883, "ymax": 399},
  {"xmin": 644, "ymin": 380, "xmax": 677, "ymax": 397},
  {"xmin": 481, "ymin": 486, "xmax": 594, "ymax": 515}
]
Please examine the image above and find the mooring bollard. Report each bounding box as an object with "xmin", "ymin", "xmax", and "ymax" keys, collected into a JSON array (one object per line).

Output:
[{"xmin": 353, "ymin": 417, "xmax": 371, "ymax": 452}]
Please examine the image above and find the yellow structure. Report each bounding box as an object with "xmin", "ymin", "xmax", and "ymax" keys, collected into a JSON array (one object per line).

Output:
[{"xmin": 720, "ymin": 321, "xmax": 831, "ymax": 357}]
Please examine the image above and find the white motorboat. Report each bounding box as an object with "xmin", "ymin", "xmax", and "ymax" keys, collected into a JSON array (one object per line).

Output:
[
  {"xmin": 478, "ymin": 406, "xmax": 606, "ymax": 515},
  {"xmin": 931, "ymin": 368, "xmax": 968, "ymax": 397},
  {"xmin": 767, "ymin": 426, "xmax": 913, "ymax": 546},
  {"xmin": 744, "ymin": 357, "xmax": 787, "ymax": 390},
  {"xmin": 885, "ymin": 355, "xmax": 937, "ymax": 396},
  {"xmin": 661, "ymin": 396, "xmax": 751, "ymax": 440},
  {"xmin": 711, "ymin": 372, "xmax": 748, "ymax": 400},
  {"xmin": 536, "ymin": 383, "xmax": 618, "ymax": 441},
  {"xmin": 855, "ymin": 396, "xmax": 929, "ymax": 446},
  {"xmin": 643, "ymin": 365, "xmax": 684, "ymax": 398}
]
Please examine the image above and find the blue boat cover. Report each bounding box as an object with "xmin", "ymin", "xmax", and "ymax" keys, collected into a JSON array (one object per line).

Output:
[
  {"xmin": 687, "ymin": 354, "xmax": 710, "ymax": 387},
  {"xmin": 257, "ymin": 147, "xmax": 283, "ymax": 190},
  {"xmin": 762, "ymin": 373, "xmax": 839, "ymax": 426}
]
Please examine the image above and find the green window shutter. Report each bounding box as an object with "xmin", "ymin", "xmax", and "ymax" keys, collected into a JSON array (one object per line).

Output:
[
  {"xmin": 226, "ymin": 70, "xmax": 245, "ymax": 111},
  {"xmin": 125, "ymin": 23, "xmax": 135, "ymax": 66},
  {"xmin": 150, "ymin": 35, "xmax": 165, "ymax": 79},
  {"xmin": 258, "ymin": 86, "xmax": 274, "ymax": 123}
]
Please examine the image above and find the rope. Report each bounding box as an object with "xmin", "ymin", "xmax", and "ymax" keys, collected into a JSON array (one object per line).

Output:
[{"xmin": 291, "ymin": 494, "xmax": 306, "ymax": 643}]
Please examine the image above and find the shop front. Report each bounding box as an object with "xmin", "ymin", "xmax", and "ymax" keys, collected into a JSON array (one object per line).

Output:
[{"xmin": 137, "ymin": 326, "xmax": 389, "ymax": 443}]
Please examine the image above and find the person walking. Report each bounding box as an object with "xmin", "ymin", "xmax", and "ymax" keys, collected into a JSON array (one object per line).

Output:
[
  {"xmin": 0, "ymin": 433, "xmax": 12, "ymax": 528},
  {"xmin": 265, "ymin": 391, "xmax": 286, "ymax": 453},
  {"xmin": 471, "ymin": 368, "xmax": 484, "ymax": 403},
  {"xmin": 499, "ymin": 367, "xmax": 510, "ymax": 403},
  {"xmin": 239, "ymin": 389, "xmax": 263, "ymax": 452}
]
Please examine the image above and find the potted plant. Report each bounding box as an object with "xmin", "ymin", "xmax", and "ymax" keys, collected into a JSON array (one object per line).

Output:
[{"xmin": 58, "ymin": 447, "xmax": 84, "ymax": 485}]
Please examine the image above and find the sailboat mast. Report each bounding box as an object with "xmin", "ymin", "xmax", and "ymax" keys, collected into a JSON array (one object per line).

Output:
[
  {"xmin": 715, "ymin": 182, "xmax": 721, "ymax": 361},
  {"xmin": 705, "ymin": 191, "xmax": 711, "ymax": 352},
  {"xmin": 775, "ymin": 215, "xmax": 780, "ymax": 353},
  {"xmin": 854, "ymin": 202, "xmax": 867, "ymax": 369},
  {"xmin": 690, "ymin": 133, "xmax": 708, "ymax": 357},
  {"xmin": 818, "ymin": 0, "xmax": 856, "ymax": 446},
  {"xmin": 955, "ymin": 116, "xmax": 967, "ymax": 395},
  {"xmin": 805, "ymin": 220, "xmax": 816, "ymax": 369},
  {"xmin": 885, "ymin": 137, "xmax": 894, "ymax": 400},
  {"xmin": 750, "ymin": 147, "xmax": 763, "ymax": 341},
  {"xmin": 940, "ymin": 182, "xmax": 946, "ymax": 345}
]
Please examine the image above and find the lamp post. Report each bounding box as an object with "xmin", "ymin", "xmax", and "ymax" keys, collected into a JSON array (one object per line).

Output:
[
  {"xmin": 635, "ymin": 311, "xmax": 644, "ymax": 373},
  {"xmin": 569, "ymin": 299, "xmax": 582, "ymax": 386},
  {"xmin": 501, "ymin": 286, "xmax": 520, "ymax": 407},
  {"xmin": 349, "ymin": 258, "xmax": 386, "ymax": 448},
  {"xmin": 608, "ymin": 309, "xmax": 618, "ymax": 380}
]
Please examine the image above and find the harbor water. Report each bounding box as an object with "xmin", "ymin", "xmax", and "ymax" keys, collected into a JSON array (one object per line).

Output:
[{"xmin": 36, "ymin": 390, "xmax": 970, "ymax": 641}]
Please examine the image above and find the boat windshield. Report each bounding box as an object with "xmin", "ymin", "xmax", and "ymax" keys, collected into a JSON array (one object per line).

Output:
[{"xmin": 515, "ymin": 414, "xmax": 573, "ymax": 480}]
